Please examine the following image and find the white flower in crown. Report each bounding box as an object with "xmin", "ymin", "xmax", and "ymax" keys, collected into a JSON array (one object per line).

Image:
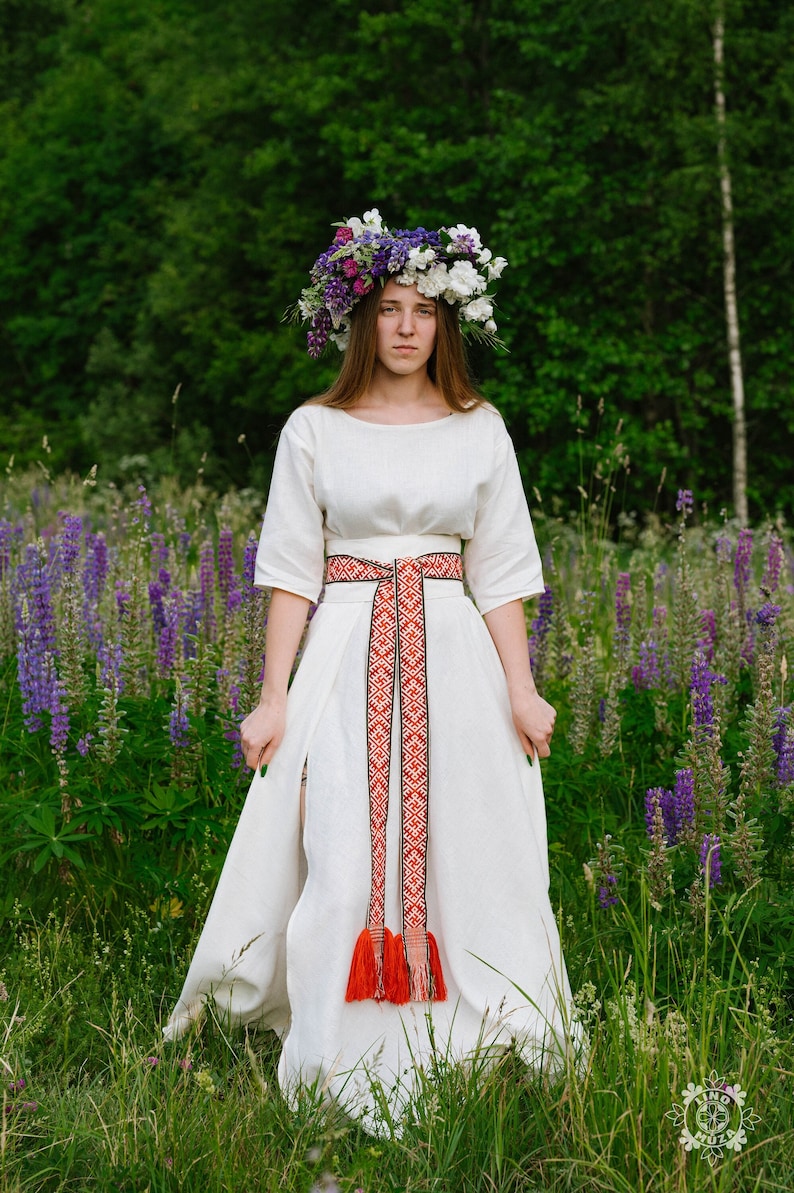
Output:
[
  {"xmin": 444, "ymin": 260, "xmax": 487, "ymax": 300},
  {"xmin": 486, "ymin": 256, "xmax": 508, "ymax": 281},
  {"xmin": 329, "ymin": 327, "xmax": 350, "ymax": 352},
  {"xmin": 345, "ymin": 208, "xmax": 384, "ymax": 238},
  {"xmin": 415, "ymin": 264, "xmax": 451, "ymax": 299},
  {"xmin": 461, "ymin": 297, "xmax": 494, "ymax": 322}
]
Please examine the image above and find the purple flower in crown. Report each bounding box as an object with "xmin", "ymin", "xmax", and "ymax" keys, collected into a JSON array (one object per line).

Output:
[
  {"xmin": 699, "ymin": 834, "xmax": 722, "ymax": 887},
  {"xmin": 734, "ymin": 528, "xmax": 753, "ymax": 592}
]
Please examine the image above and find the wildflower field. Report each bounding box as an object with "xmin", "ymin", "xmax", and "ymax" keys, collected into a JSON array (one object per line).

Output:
[{"xmin": 1, "ymin": 461, "xmax": 793, "ymax": 1192}]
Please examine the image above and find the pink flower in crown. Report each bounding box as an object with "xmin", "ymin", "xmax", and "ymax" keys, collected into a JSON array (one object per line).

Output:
[
  {"xmin": 342, "ymin": 258, "xmax": 359, "ymax": 278},
  {"xmin": 353, "ymin": 277, "xmax": 373, "ymax": 296},
  {"xmin": 335, "ymin": 227, "xmax": 354, "ymax": 244}
]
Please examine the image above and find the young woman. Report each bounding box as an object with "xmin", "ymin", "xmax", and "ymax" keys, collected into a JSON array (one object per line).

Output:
[{"xmin": 165, "ymin": 211, "xmax": 574, "ymax": 1128}]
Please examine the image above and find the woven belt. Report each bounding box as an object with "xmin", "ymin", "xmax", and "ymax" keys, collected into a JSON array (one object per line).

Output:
[{"xmin": 325, "ymin": 551, "xmax": 463, "ymax": 1003}]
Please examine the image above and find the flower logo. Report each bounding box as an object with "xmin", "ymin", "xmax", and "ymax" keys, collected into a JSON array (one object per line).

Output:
[{"xmin": 666, "ymin": 1070, "xmax": 760, "ymax": 1165}]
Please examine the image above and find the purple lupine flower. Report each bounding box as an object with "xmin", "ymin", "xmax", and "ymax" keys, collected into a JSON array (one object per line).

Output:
[
  {"xmin": 149, "ymin": 581, "xmax": 166, "ymax": 637},
  {"xmin": 699, "ymin": 834, "xmax": 722, "ymax": 887},
  {"xmin": 134, "ymin": 484, "xmax": 152, "ymax": 526},
  {"xmin": 150, "ymin": 532, "xmax": 169, "ymax": 568},
  {"xmin": 672, "ymin": 767, "xmax": 695, "ymax": 838},
  {"xmin": 632, "ymin": 641, "xmax": 661, "ymax": 691},
  {"xmin": 242, "ymin": 533, "xmax": 258, "ymax": 594},
  {"xmin": 614, "ymin": 572, "xmax": 631, "ymax": 656},
  {"xmin": 691, "ymin": 652, "xmax": 726, "ymax": 736},
  {"xmin": 762, "ymin": 535, "xmax": 784, "ymax": 594},
  {"xmin": 157, "ymin": 589, "xmax": 183, "ymax": 678},
  {"xmin": 698, "ymin": 609, "xmax": 717, "ymax": 662},
  {"xmin": 182, "ymin": 590, "xmax": 202, "ymax": 660},
  {"xmin": 14, "ymin": 544, "xmax": 61, "ymax": 734},
  {"xmin": 773, "ymin": 708, "xmax": 794, "ymax": 786},
  {"xmin": 597, "ymin": 876, "xmax": 619, "ymax": 909},
  {"xmin": 76, "ymin": 734, "xmax": 94, "ymax": 756},
  {"xmin": 755, "ymin": 602, "xmax": 781, "ymax": 630},
  {"xmin": 733, "ymin": 528, "xmax": 753, "ymax": 592},
  {"xmin": 528, "ymin": 584, "xmax": 553, "ymax": 669},
  {"xmin": 169, "ymin": 698, "xmax": 190, "ymax": 748},
  {"xmin": 83, "ymin": 532, "xmax": 108, "ymax": 613},
  {"xmin": 58, "ymin": 513, "xmax": 83, "ymax": 574},
  {"xmin": 115, "ymin": 581, "xmax": 131, "ymax": 620},
  {"xmin": 158, "ymin": 566, "xmax": 171, "ymax": 592},
  {"xmin": 218, "ymin": 527, "xmax": 241, "ymax": 612},
  {"xmin": 654, "ymin": 563, "xmax": 668, "ymax": 595},
  {"xmin": 98, "ymin": 641, "xmax": 123, "ymax": 691},
  {"xmin": 178, "ymin": 531, "xmax": 192, "ymax": 557},
  {"xmin": 676, "ymin": 489, "xmax": 694, "ymax": 516}
]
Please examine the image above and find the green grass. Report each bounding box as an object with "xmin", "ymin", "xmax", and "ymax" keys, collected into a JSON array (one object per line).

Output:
[{"xmin": 1, "ymin": 885, "xmax": 792, "ymax": 1193}]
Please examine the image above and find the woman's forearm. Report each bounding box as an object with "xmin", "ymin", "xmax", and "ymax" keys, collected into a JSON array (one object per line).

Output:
[
  {"xmin": 259, "ymin": 588, "xmax": 312, "ymax": 702},
  {"xmin": 482, "ymin": 599, "xmax": 538, "ymax": 700},
  {"xmin": 483, "ymin": 598, "xmax": 556, "ymax": 758}
]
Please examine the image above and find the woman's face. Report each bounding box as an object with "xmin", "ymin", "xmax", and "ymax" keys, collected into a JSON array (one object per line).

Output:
[{"xmin": 374, "ymin": 278, "xmax": 437, "ymax": 379}]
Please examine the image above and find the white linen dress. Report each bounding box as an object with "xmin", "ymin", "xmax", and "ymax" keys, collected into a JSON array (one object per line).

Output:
[{"xmin": 165, "ymin": 402, "xmax": 574, "ymax": 1126}]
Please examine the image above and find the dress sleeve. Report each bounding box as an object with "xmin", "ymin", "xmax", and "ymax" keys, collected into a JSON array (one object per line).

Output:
[
  {"xmin": 254, "ymin": 410, "xmax": 325, "ymax": 601},
  {"xmin": 463, "ymin": 415, "xmax": 544, "ymax": 615}
]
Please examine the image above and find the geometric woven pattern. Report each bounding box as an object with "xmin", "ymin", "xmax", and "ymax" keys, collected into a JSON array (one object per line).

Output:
[{"xmin": 325, "ymin": 551, "xmax": 462, "ymax": 1001}]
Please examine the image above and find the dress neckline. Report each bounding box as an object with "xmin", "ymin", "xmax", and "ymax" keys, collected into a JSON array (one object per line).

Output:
[{"xmin": 338, "ymin": 409, "xmax": 456, "ymax": 428}]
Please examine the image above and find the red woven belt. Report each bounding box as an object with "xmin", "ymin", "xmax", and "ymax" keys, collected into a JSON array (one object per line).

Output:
[{"xmin": 325, "ymin": 551, "xmax": 463, "ymax": 1004}]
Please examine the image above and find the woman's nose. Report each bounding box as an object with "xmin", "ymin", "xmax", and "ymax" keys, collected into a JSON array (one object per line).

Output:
[{"xmin": 398, "ymin": 309, "xmax": 415, "ymax": 335}]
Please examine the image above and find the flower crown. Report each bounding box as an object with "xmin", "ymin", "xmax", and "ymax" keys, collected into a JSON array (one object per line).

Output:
[{"xmin": 290, "ymin": 209, "xmax": 508, "ymax": 358}]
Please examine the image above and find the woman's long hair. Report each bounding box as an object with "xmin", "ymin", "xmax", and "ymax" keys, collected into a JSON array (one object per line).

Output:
[{"xmin": 309, "ymin": 284, "xmax": 485, "ymax": 412}]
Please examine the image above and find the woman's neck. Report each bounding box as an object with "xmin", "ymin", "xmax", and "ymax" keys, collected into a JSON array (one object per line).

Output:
[{"xmin": 354, "ymin": 369, "xmax": 449, "ymax": 424}]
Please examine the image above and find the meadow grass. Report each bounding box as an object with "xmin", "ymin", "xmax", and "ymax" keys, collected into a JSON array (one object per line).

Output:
[{"xmin": 2, "ymin": 464, "xmax": 794, "ymax": 1190}]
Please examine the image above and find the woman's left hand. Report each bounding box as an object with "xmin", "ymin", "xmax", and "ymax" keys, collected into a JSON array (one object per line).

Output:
[{"xmin": 510, "ymin": 690, "xmax": 557, "ymax": 761}]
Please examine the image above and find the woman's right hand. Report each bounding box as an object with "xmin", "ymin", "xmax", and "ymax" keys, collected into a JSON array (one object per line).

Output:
[{"xmin": 240, "ymin": 697, "xmax": 286, "ymax": 770}]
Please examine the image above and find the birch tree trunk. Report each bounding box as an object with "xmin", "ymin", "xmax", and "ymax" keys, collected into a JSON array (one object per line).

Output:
[{"xmin": 713, "ymin": 1, "xmax": 749, "ymax": 525}]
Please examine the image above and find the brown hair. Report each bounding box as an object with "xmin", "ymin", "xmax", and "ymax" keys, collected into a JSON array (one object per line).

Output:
[{"xmin": 309, "ymin": 284, "xmax": 485, "ymax": 412}]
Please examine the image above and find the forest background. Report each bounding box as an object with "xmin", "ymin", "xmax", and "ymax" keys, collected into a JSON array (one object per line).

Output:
[{"xmin": 1, "ymin": 0, "xmax": 793, "ymax": 521}]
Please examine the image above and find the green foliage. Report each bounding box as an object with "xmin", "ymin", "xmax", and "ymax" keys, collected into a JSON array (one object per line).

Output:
[{"xmin": 1, "ymin": 0, "xmax": 793, "ymax": 513}]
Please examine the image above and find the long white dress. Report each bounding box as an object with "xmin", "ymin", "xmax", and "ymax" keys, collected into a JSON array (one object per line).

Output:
[{"xmin": 165, "ymin": 403, "xmax": 574, "ymax": 1126}]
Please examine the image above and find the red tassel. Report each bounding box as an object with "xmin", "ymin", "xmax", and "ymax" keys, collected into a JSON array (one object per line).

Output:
[
  {"xmin": 383, "ymin": 931, "xmax": 410, "ymax": 1004},
  {"xmin": 345, "ymin": 928, "xmax": 378, "ymax": 1001},
  {"xmin": 427, "ymin": 932, "xmax": 447, "ymax": 1002}
]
